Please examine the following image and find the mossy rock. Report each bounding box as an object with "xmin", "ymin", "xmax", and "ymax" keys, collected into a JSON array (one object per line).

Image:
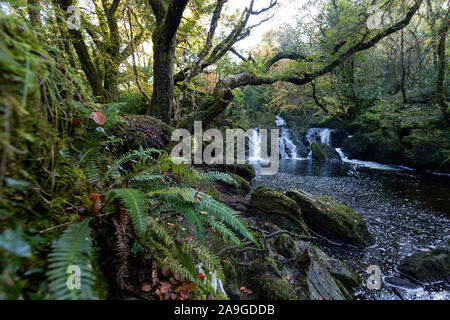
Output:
[
  {"xmin": 398, "ymin": 248, "xmax": 450, "ymax": 283},
  {"xmin": 295, "ymin": 247, "xmax": 352, "ymax": 300},
  {"xmin": 311, "ymin": 142, "xmax": 340, "ymax": 161},
  {"xmin": 221, "ymin": 173, "xmax": 251, "ymax": 196},
  {"xmin": 115, "ymin": 115, "xmax": 173, "ymax": 153},
  {"xmin": 252, "ymin": 275, "xmax": 297, "ymax": 300},
  {"xmin": 286, "ymin": 189, "xmax": 374, "ymax": 247},
  {"xmin": 250, "ymin": 187, "xmax": 305, "ymax": 232},
  {"xmin": 342, "ymin": 133, "xmax": 371, "ymax": 160},
  {"xmin": 274, "ymin": 235, "xmax": 361, "ymax": 292},
  {"xmin": 221, "ymin": 163, "xmax": 256, "ymax": 181}
]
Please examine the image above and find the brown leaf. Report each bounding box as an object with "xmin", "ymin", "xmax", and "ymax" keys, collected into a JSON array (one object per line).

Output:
[
  {"xmin": 141, "ymin": 282, "xmax": 152, "ymax": 292},
  {"xmin": 88, "ymin": 193, "xmax": 103, "ymax": 202},
  {"xmin": 198, "ymin": 273, "xmax": 205, "ymax": 282},
  {"xmin": 90, "ymin": 197, "xmax": 103, "ymax": 216},
  {"xmin": 176, "ymin": 282, "xmax": 196, "ymax": 300},
  {"xmin": 92, "ymin": 111, "xmax": 106, "ymax": 126},
  {"xmin": 162, "ymin": 267, "xmax": 171, "ymax": 277}
]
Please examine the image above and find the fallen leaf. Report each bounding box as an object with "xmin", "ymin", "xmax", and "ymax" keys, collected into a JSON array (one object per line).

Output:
[
  {"xmin": 176, "ymin": 282, "xmax": 195, "ymax": 300},
  {"xmin": 90, "ymin": 197, "xmax": 103, "ymax": 216},
  {"xmin": 92, "ymin": 111, "xmax": 106, "ymax": 126},
  {"xmin": 141, "ymin": 282, "xmax": 152, "ymax": 292},
  {"xmin": 198, "ymin": 273, "xmax": 205, "ymax": 281}
]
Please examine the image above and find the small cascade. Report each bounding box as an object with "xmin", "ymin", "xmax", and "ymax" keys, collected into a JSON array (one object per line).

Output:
[
  {"xmin": 305, "ymin": 128, "xmax": 335, "ymax": 159},
  {"xmin": 248, "ymin": 128, "xmax": 262, "ymax": 163},
  {"xmin": 276, "ymin": 116, "xmax": 303, "ymax": 159}
]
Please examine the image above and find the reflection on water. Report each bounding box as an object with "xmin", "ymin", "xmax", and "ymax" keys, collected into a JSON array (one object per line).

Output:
[{"xmin": 252, "ymin": 159, "xmax": 450, "ymax": 300}]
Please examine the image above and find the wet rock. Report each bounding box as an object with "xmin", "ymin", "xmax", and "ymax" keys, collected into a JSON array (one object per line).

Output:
[
  {"xmin": 286, "ymin": 189, "xmax": 374, "ymax": 247},
  {"xmin": 329, "ymin": 130, "xmax": 348, "ymax": 147},
  {"xmin": 274, "ymin": 235, "xmax": 361, "ymax": 292},
  {"xmin": 398, "ymin": 248, "xmax": 450, "ymax": 283},
  {"xmin": 383, "ymin": 277, "xmax": 421, "ymax": 290},
  {"xmin": 213, "ymin": 163, "xmax": 256, "ymax": 181},
  {"xmin": 295, "ymin": 247, "xmax": 352, "ymax": 300},
  {"xmin": 311, "ymin": 143, "xmax": 340, "ymax": 161},
  {"xmin": 219, "ymin": 173, "xmax": 251, "ymax": 197},
  {"xmin": 250, "ymin": 187, "xmax": 305, "ymax": 232},
  {"xmin": 252, "ymin": 274, "xmax": 297, "ymax": 300},
  {"xmin": 342, "ymin": 133, "xmax": 371, "ymax": 160}
]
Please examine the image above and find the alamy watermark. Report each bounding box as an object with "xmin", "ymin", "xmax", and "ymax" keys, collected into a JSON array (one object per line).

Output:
[
  {"xmin": 170, "ymin": 121, "xmax": 280, "ymax": 175},
  {"xmin": 366, "ymin": 265, "xmax": 381, "ymax": 290}
]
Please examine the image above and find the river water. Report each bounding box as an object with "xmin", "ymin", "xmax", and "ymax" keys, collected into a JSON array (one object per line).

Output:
[{"xmin": 249, "ymin": 119, "xmax": 450, "ymax": 300}]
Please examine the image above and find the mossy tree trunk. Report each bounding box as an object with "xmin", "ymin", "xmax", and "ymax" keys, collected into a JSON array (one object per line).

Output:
[
  {"xmin": 148, "ymin": 0, "xmax": 189, "ymax": 122},
  {"xmin": 436, "ymin": 7, "xmax": 449, "ymax": 120}
]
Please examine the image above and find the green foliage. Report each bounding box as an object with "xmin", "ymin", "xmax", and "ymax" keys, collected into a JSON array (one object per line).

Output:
[
  {"xmin": 46, "ymin": 219, "xmax": 97, "ymax": 300},
  {"xmin": 106, "ymin": 189, "xmax": 148, "ymax": 236}
]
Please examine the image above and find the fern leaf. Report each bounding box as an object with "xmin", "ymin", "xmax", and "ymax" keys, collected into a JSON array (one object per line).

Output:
[
  {"xmin": 47, "ymin": 218, "xmax": 97, "ymax": 300},
  {"xmin": 107, "ymin": 188, "xmax": 148, "ymax": 236}
]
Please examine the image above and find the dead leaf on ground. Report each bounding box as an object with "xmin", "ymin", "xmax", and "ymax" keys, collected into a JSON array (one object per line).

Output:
[{"xmin": 141, "ymin": 282, "xmax": 152, "ymax": 292}]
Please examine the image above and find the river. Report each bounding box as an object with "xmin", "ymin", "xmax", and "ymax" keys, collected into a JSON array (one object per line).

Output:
[{"xmin": 248, "ymin": 119, "xmax": 450, "ymax": 300}]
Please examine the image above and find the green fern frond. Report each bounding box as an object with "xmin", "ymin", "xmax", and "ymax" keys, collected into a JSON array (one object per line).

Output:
[
  {"xmin": 148, "ymin": 187, "xmax": 202, "ymax": 203},
  {"xmin": 106, "ymin": 188, "xmax": 148, "ymax": 236},
  {"xmin": 47, "ymin": 218, "xmax": 97, "ymax": 300},
  {"xmin": 200, "ymin": 171, "xmax": 236, "ymax": 186},
  {"xmin": 198, "ymin": 196, "xmax": 256, "ymax": 245},
  {"xmin": 147, "ymin": 216, "xmax": 174, "ymax": 247}
]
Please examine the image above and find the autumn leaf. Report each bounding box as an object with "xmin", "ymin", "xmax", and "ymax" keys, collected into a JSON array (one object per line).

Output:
[
  {"xmin": 92, "ymin": 111, "xmax": 106, "ymax": 126},
  {"xmin": 198, "ymin": 273, "xmax": 205, "ymax": 281},
  {"xmin": 176, "ymin": 282, "xmax": 195, "ymax": 300},
  {"xmin": 141, "ymin": 282, "xmax": 152, "ymax": 292}
]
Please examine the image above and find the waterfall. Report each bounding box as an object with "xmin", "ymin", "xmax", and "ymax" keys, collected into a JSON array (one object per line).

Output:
[
  {"xmin": 248, "ymin": 128, "xmax": 262, "ymax": 163},
  {"xmin": 305, "ymin": 128, "xmax": 334, "ymax": 159},
  {"xmin": 276, "ymin": 116, "xmax": 303, "ymax": 159}
]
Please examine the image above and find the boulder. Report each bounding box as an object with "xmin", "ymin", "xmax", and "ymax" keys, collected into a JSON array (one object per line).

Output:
[
  {"xmin": 118, "ymin": 115, "xmax": 173, "ymax": 152},
  {"xmin": 250, "ymin": 187, "xmax": 305, "ymax": 233},
  {"xmin": 252, "ymin": 275, "xmax": 297, "ymax": 300},
  {"xmin": 275, "ymin": 235, "xmax": 361, "ymax": 292},
  {"xmin": 286, "ymin": 189, "xmax": 374, "ymax": 247},
  {"xmin": 213, "ymin": 163, "xmax": 256, "ymax": 181},
  {"xmin": 398, "ymin": 248, "xmax": 450, "ymax": 283},
  {"xmin": 329, "ymin": 129, "xmax": 348, "ymax": 147},
  {"xmin": 342, "ymin": 133, "xmax": 371, "ymax": 160},
  {"xmin": 311, "ymin": 143, "xmax": 340, "ymax": 161},
  {"xmin": 219, "ymin": 173, "xmax": 251, "ymax": 197},
  {"xmin": 295, "ymin": 247, "xmax": 353, "ymax": 300}
]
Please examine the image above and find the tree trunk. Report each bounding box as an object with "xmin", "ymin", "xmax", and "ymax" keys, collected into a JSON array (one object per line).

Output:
[
  {"xmin": 150, "ymin": 34, "xmax": 176, "ymax": 122},
  {"xmin": 436, "ymin": 8, "xmax": 449, "ymax": 120},
  {"xmin": 27, "ymin": 0, "xmax": 41, "ymax": 27},
  {"xmin": 148, "ymin": 0, "xmax": 189, "ymax": 123},
  {"xmin": 56, "ymin": 0, "xmax": 105, "ymax": 102}
]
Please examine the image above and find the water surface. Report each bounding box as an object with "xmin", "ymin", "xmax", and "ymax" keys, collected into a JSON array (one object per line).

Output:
[{"xmin": 252, "ymin": 159, "xmax": 450, "ymax": 300}]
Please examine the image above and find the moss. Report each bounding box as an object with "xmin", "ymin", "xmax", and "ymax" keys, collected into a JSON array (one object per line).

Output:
[
  {"xmin": 204, "ymin": 185, "xmax": 221, "ymax": 200},
  {"xmin": 286, "ymin": 189, "xmax": 373, "ymax": 247},
  {"xmin": 274, "ymin": 234, "xmax": 297, "ymax": 258},
  {"xmin": 91, "ymin": 246, "xmax": 109, "ymax": 299},
  {"xmin": 229, "ymin": 173, "xmax": 251, "ymax": 196},
  {"xmin": 250, "ymin": 187, "xmax": 304, "ymax": 232},
  {"xmin": 252, "ymin": 275, "xmax": 296, "ymax": 300},
  {"xmin": 334, "ymin": 278, "xmax": 353, "ymax": 300},
  {"xmin": 311, "ymin": 143, "xmax": 340, "ymax": 161}
]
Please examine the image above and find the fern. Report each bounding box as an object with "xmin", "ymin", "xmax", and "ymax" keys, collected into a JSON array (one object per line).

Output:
[
  {"xmin": 200, "ymin": 171, "xmax": 236, "ymax": 186},
  {"xmin": 106, "ymin": 188, "xmax": 148, "ymax": 236},
  {"xmin": 46, "ymin": 218, "xmax": 97, "ymax": 300}
]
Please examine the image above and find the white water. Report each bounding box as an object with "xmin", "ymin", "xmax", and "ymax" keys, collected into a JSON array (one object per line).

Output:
[
  {"xmin": 248, "ymin": 128, "xmax": 262, "ymax": 163},
  {"xmin": 276, "ymin": 116, "xmax": 305, "ymax": 160},
  {"xmin": 251, "ymin": 118, "xmax": 422, "ymax": 173}
]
